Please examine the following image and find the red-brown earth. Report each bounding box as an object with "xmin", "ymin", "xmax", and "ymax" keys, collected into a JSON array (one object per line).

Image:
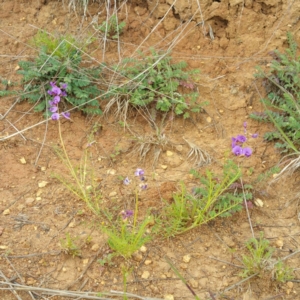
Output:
[{"xmin": 0, "ymin": 0, "xmax": 300, "ymax": 299}]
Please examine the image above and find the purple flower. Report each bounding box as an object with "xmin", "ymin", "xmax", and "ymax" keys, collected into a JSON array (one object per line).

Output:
[
  {"xmin": 50, "ymin": 81, "xmax": 56, "ymax": 87},
  {"xmin": 51, "ymin": 113, "xmax": 60, "ymax": 120},
  {"xmin": 121, "ymin": 210, "xmax": 134, "ymax": 219},
  {"xmin": 236, "ymin": 135, "xmax": 247, "ymax": 143},
  {"xmin": 61, "ymin": 112, "xmax": 71, "ymax": 120},
  {"xmin": 53, "ymin": 96, "xmax": 61, "ymax": 103},
  {"xmin": 231, "ymin": 137, "xmax": 237, "ymax": 148},
  {"xmin": 232, "ymin": 145, "xmax": 243, "ymax": 156},
  {"xmin": 243, "ymin": 122, "xmax": 247, "ymax": 129},
  {"xmin": 51, "ymin": 86, "xmax": 62, "ymax": 96},
  {"xmin": 60, "ymin": 83, "xmax": 68, "ymax": 89},
  {"xmin": 134, "ymin": 168, "xmax": 145, "ymax": 177},
  {"xmin": 123, "ymin": 177, "xmax": 131, "ymax": 185},
  {"xmin": 61, "ymin": 90, "xmax": 67, "ymax": 97},
  {"xmin": 242, "ymin": 147, "xmax": 252, "ymax": 157},
  {"xmin": 139, "ymin": 183, "xmax": 147, "ymax": 190},
  {"xmin": 252, "ymin": 133, "xmax": 258, "ymax": 138},
  {"xmin": 49, "ymin": 106, "xmax": 58, "ymax": 113}
]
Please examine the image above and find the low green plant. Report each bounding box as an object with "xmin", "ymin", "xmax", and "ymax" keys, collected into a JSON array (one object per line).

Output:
[
  {"xmin": 0, "ymin": 30, "xmax": 104, "ymax": 117},
  {"xmin": 110, "ymin": 144, "xmax": 121, "ymax": 162},
  {"xmin": 97, "ymin": 14, "xmax": 126, "ymax": 40},
  {"xmin": 241, "ymin": 232, "xmax": 273, "ymax": 278},
  {"xmin": 273, "ymin": 260, "xmax": 294, "ymax": 282},
  {"xmin": 254, "ymin": 165, "xmax": 281, "ymax": 184},
  {"xmin": 101, "ymin": 192, "xmax": 153, "ymax": 258},
  {"xmin": 240, "ymin": 232, "xmax": 294, "ymax": 282},
  {"xmin": 109, "ymin": 49, "xmax": 205, "ymax": 118},
  {"xmin": 53, "ymin": 146, "xmax": 103, "ymax": 216},
  {"xmin": 160, "ymin": 160, "xmax": 244, "ymax": 237},
  {"xmin": 98, "ymin": 253, "xmax": 115, "ymax": 267},
  {"xmin": 251, "ymin": 32, "xmax": 300, "ymax": 153},
  {"xmin": 60, "ymin": 232, "xmax": 81, "ymax": 257}
]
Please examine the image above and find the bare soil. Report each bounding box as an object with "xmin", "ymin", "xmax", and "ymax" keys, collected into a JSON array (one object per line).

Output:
[{"xmin": 0, "ymin": 0, "xmax": 300, "ymax": 299}]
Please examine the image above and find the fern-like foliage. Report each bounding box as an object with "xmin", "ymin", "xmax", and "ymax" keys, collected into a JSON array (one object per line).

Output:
[
  {"xmin": 159, "ymin": 160, "xmax": 245, "ymax": 237},
  {"xmin": 110, "ymin": 49, "xmax": 206, "ymax": 118},
  {"xmin": 0, "ymin": 31, "xmax": 104, "ymax": 117},
  {"xmin": 251, "ymin": 32, "xmax": 300, "ymax": 152}
]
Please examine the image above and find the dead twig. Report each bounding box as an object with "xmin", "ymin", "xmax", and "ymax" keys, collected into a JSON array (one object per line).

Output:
[
  {"xmin": 65, "ymin": 246, "xmax": 104, "ymax": 290},
  {"xmin": 0, "ymin": 270, "xmax": 22, "ymax": 300},
  {"xmin": 0, "ymin": 281, "xmax": 164, "ymax": 300}
]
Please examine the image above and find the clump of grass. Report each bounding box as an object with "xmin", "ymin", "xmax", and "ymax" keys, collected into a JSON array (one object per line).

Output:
[
  {"xmin": 240, "ymin": 232, "xmax": 294, "ymax": 282},
  {"xmin": 159, "ymin": 160, "xmax": 245, "ymax": 237}
]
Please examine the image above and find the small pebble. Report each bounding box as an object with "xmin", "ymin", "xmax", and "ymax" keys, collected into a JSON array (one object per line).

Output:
[
  {"xmin": 91, "ymin": 244, "xmax": 100, "ymax": 251},
  {"xmin": 183, "ymin": 254, "xmax": 191, "ymax": 263},
  {"xmin": 141, "ymin": 271, "xmax": 150, "ymax": 279},
  {"xmin": 140, "ymin": 245, "xmax": 147, "ymax": 252},
  {"xmin": 144, "ymin": 260, "xmax": 152, "ymax": 265}
]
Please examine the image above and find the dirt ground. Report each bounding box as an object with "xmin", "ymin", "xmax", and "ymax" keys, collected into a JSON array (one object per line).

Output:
[{"xmin": 0, "ymin": 0, "xmax": 300, "ymax": 299}]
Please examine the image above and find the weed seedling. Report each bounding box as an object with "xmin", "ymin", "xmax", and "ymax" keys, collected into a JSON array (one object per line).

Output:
[
  {"xmin": 240, "ymin": 233, "xmax": 294, "ymax": 282},
  {"xmin": 60, "ymin": 232, "xmax": 81, "ymax": 258},
  {"xmin": 97, "ymin": 14, "xmax": 126, "ymax": 40}
]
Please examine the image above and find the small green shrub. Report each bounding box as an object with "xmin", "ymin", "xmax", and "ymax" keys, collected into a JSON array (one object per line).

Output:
[
  {"xmin": 110, "ymin": 49, "xmax": 205, "ymax": 118},
  {"xmin": 159, "ymin": 160, "xmax": 244, "ymax": 237},
  {"xmin": 1, "ymin": 31, "xmax": 104, "ymax": 117},
  {"xmin": 240, "ymin": 232, "xmax": 294, "ymax": 282},
  {"xmin": 251, "ymin": 32, "xmax": 300, "ymax": 153},
  {"xmin": 97, "ymin": 14, "xmax": 126, "ymax": 39}
]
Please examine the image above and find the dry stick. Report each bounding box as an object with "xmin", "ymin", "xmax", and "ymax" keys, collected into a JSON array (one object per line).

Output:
[
  {"xmin": 222, "ymin": 273, "xmax": 258, "ymax": 293},
  {"xmin": 65, "ymin": 246, "xmax": 104, "ymax": 290},
  {"xmin": 0, "ymin": 99, "xmax": 20, "ymax": 121},
  {"xmin": 0, "ymin": 114, "xmax": 27, "ymax": 141},
  {"xmin": 5, "ymin": 251, "xmax": 61, "ymax": 259},
  {"xmin": 208, "ymin": 256, "xmax": 244, "ymax": 270},
  {"xmin": 281, "ymin": 248, "xmax": 300, "ymax": 261},
  {"xmin": 240, "ymin": 176, "xmax": 255, "ymax": 239},
  {"xmin": 5, "ymin": 256, "xmax": 36, "ymax": 300},
  {"xmin": 0, "ymin": 270, "xmax": 22, "ymax": 300},
  {"xmin": 0, "ymin": 281, "xmax": 164, "ymax": 300},
  {"xmin": 34, "ymin": 87, "xmax": 49, "ymax": 166}
]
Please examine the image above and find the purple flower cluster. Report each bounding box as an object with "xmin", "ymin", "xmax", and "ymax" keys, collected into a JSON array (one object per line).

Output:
[
  {"xmin": 231, "ymin": 122, "xmax": 258, "ymax": 157},
  {"xmin": 121, "ymin": 209, "xmax": 134, "ymax": 220},
  {"xmin": 123, "ymin": 168, "xmax": 147, "ymax": 190},
  {"xmin": 47, "ymin": 82, "xmax": 70, "ymax": 120}
]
